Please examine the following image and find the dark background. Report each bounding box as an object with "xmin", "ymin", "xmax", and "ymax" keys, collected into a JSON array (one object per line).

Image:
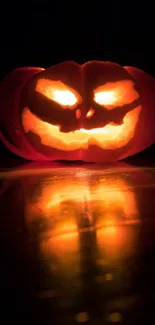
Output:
[{"xmin": 0, "ymin": 1, "xmax": 155, "ymax": 165}]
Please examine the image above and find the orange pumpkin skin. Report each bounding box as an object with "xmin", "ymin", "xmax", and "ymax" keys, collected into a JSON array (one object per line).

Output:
[{"xmin": 0, "ymin": 61, "xmax": 155, "ymax": 162}]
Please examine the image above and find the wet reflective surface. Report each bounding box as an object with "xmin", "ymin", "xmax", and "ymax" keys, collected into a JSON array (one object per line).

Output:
[{"xmin": 1, "ymin": 162, "xmax": 155, "ymax": 324}]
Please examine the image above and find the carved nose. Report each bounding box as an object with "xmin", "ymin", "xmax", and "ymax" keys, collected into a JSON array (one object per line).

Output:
[
  {"xmin": 76, "ymin": 108, "xmax": 95, "ymax": 121},
  {"xmin": 76, "ymin": 109, "xmax": 81, "ymax": 119},
  {"xmin": 86, "ymin": 108, "xmax": 95, "ymax": 118}
]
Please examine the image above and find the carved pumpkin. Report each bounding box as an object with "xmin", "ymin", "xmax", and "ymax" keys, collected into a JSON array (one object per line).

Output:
[{"xmin": 1, "ymin": 61, "xmax": 155, "ymax": 162}]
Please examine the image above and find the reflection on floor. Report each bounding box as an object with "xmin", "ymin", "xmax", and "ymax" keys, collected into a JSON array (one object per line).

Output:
[{"xmin": 0, "ymin": 162, "xmax": 155, "ymax": 324}]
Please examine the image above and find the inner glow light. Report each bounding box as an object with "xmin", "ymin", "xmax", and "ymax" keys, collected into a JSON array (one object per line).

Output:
[
  {"xmin": 36, "ymin": 79, "xmax": 81, "ymax": 108},
  {"xmin": 86, "ymin": 108, "xmax": 95, "ymax": 118},
  {"xmin": 50, "ymin": 89, "xmax": 77, "ymax": 106},
  {"xmin": 22, "ymin": 105, "xmax": 141, "ymax": 151},
  {"xmin": 95, "ymin": 91, "xmax": 116, "ymax": 105},
  {"xmin": 94, "ymin": 80, "xmax": 139, "ymax": 109}
]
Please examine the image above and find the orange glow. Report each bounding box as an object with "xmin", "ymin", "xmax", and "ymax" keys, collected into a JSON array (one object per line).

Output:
[
  {"xmin": 24, "ymin": 171, "xmax": 140, "ymax": 273},
  {"xmin": 42, "ymin": 231, "xmax": 79, "ymax": 255},
  {"xmin": 22, "ymin": 166, "xmax": 141, "ymax": 281},
  {"xmin": 25, "ymin": 174, "xmax": 139, "ymax": 239},
  {"xmin": 94, "ymin": 80, "xmax": 139, "ymax": 109},
  {"xmin": 41, "ymin": 227, "xmax": 80, "ymax": 280},
  {"xmin": 96, "ymin": 225, "xmax": 139, "ymax": 261},
  {"xmin": 90, "ymin": 178, "xmax": 139, "ymax": 228},
  {"xmin": 26, "ymin": 178, "xmax": 89, "ymax": 237},
  {"xmin": 76, "ymin": 109, "xmax": 81, "ymax": 119},
  {"xmin": 36, "ymin": 79, "xmax": 82, "ymax": 109},
  {"xmin": 86, "ymin": 108, "xmax": 95, "ymax": 118},
  {"xmin": 22, "ymin": 105, "xmax": 141, "ymax": 151}
]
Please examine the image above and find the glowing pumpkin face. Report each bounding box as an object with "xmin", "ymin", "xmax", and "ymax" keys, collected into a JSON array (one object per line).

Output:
[{"xmin": 1, "ymin": 61, "xmax": 155, "ymax": 162}]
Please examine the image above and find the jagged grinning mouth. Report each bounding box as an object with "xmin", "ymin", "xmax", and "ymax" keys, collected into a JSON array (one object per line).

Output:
[{"xmin": 22, "ymin": 105, "xmax": 142, "ymax": 150}]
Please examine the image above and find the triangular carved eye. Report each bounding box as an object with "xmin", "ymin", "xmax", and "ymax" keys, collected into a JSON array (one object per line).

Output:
[
  {"xmin": 36, "ymin": 79, "xmax": 82, "ymax": 109},
  {"xmin": 93, "ymin": 80, "xmax": 139, "ymax": 110}
]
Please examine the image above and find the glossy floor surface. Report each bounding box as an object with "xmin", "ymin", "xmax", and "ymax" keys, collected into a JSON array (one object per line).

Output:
[{"xmin": 0, "ymin": 161, "xmax": 155, "ymax": 324}]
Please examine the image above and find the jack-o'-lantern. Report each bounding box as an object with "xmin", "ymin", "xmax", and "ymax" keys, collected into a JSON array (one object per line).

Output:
[{"xmin": 1, "ymin": 61, "xmax": 155, "ymax": 162}]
